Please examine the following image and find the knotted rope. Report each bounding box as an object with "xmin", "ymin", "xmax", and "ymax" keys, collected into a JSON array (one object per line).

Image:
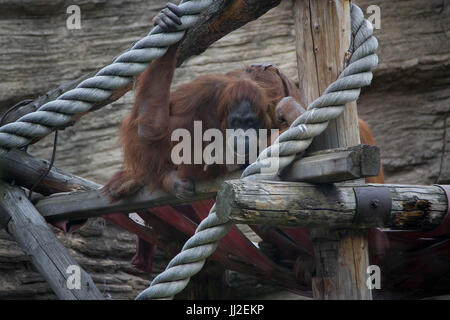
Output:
[
  {"xmin": 0, "ymin": 0, "xmax": 213, "ymax": 156},
  {"xmin": 136, "ymin": 3, "xmax": 378, "ymax": 300}
]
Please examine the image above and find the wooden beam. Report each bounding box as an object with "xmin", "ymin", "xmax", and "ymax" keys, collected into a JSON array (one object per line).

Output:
[
  {"xmin": 216, "ymin": 180, "xmax": 449, "ymax": 229},
  {"xmin": 0, "ymin": 182, "xmax": 104, "ymax": 300},
  {"xmin": 282, "ymin": 144, "xmax": 380, "ymax": 183},
  {"xmin": 1, "ymin": 144, "xmax": 378, "ymax": 199},
  {"xmin": 177, "ymin": 0, "xmax": 282, "ymax": 67},
  {"xmin": 293, "ymin": 0, "xmax": 370, "ymax": 299},
  {"xmin": 32, "ymin": 146, "xmax": 379, "ymax": 222},
  {"xmin": 36, "ymin": 171, "xmax": 242, "ymax": 223},
  {"xmin": 0, "ymin": 149, "xmax": 101, "ymax": 195}
]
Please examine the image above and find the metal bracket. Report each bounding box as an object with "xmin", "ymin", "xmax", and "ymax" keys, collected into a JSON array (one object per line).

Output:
[{"xmin": 353, "ymin": 186, "xmax": 392, "ymax": 227}]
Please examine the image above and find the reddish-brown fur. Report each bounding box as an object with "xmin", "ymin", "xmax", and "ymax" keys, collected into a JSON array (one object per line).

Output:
[{"xmin": 104, "ymin": 44, "xmax": 383, "ymax": 199}]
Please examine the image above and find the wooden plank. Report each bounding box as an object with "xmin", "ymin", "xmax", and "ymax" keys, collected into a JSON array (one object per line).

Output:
[
  {"xmin": 36, "ymin": 171, "xmax": 242, "ymax": 223},
  {"xmin": 0, "ymin": 149, "xmax": 101, "ymax": 195},
  {"xmin": 293, "ymin": 0, "xmax": 370, "ymax": 299},
  {"xmin": 282, "ymin": 144, "xmax": 380, "ymax": 183},
  {"xmin": 216, "ymin": 180, "xmax": 448, "ymax": 229},
  {"xmin": 0, "ymin": 182, "xmax": 104, "ymax": 300},
  {"xmin": 0, "ymin": 144, "xmax": 378, "ymax": 198},
  {"xmin": 32, "ymin": 146, "xmax": 378, "ymax": 222}
]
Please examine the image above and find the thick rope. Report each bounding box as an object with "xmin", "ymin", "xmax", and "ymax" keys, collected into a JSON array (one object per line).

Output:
[
  {"xmin": 0, "ymin": 0, "xmax": 213, "ymax": 156},
  {"xmin": 136, "ymin": 3, "xmax": 378, "ymax": 300}
]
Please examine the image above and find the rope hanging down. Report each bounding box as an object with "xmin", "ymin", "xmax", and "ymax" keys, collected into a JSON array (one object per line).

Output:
[
  {"xmin": 136, "ymin": 3, "xmax": 379, "ymax": 300},
  {"xmin": 0, "ymin": 0, "xmax": 213, "ymax": 157}
]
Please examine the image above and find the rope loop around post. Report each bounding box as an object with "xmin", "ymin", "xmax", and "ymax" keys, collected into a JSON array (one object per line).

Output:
[
  {"xmin": 0, "ymin": 0, "xmax": 213, "ymax": 156},
  {"xmin": 136, "ymin": 3, "xmax": 379, "ymax": 300}
]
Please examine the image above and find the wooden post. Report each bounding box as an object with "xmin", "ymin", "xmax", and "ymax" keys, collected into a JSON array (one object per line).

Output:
[
  {"xmin": 0, "ymin": 182, "xmax": 104, "ymax": 300},
  {"xmin": 293, "ymin": 0, "xmax": 371, "ymax": 299}
]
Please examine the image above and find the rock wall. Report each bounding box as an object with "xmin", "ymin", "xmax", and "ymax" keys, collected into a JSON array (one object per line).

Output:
[{"xmin": 0, "ymin": 0, "xmax": 449, "ymax": 299}]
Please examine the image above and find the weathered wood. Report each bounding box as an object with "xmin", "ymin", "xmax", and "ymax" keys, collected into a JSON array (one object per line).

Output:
[
  {"xmin": 177, "ymin": 0, "xmax": 282, "ymax": 67},
  {"xmin": 31, "ymin": 145, "xmax": 378, "ymax": 222},
  {"xmin": 293, "ymin": 0, "xmax": 369, "ymax": 299},
  {"xmin": 295, "ymin": 0, "xmax": 359, "ymax": 151},
  {"xmin": 0, "ymin": 150, "xmax": 185, "ymax": 271},
  {"xmin": 0, "ymin": 182, "xmax": 104, "ymax": 300},
  {"xmin": 216, "ymin": 179, "xmax": 449, "ymax": 229},
  {"xmin": 0, "ymin": 149, "xmax": 309, "ymax": 294},
  {"xmin": 282, "ymin": 144, "xmax": 380, "ymax": 183},
  {"xmin": 36, "ymin": 171, "xmax": 242, "ymax": 223},
  {"xmin": 0, "ymin": 151, "xmax": 284, "ymax": 296},
  {"xmin": 1, "ymin": 144, "xmax": 378, "ymax": 200},
  {"xmin": 0, "ymin": 149, "xmax": 101, "ymax": 195}
]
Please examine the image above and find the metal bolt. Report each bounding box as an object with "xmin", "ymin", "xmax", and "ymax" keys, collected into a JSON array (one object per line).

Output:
[{"xmin": 370, "ymin": 199, "xmax": 379, "ymax": 208}]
